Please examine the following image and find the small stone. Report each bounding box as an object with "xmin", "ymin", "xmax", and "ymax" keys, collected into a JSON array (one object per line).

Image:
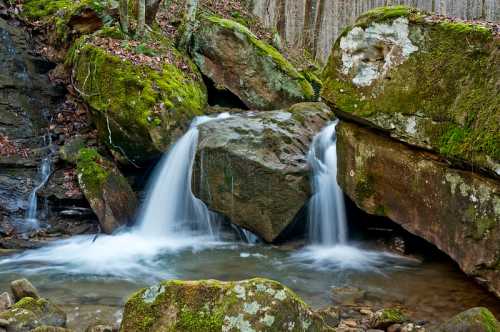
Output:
[
  {"xmin": 0, "ymin": 319, "xmax": 8, "ymax": 327},
  {"xmin": 388, "ymin": 323, "xmax": 402, "ymax": 332},
  {"xmin": 86, "ymin": 324, "xmax": 113, "ymax": 332},
  {"xmin": 10, "ymin": 278, "xmax": 40, "ymax": 301},
  {"xmin": 369, "ymin": 308, "xmax": 408, "ymax": 330},
  {"xmin": 360, "ymin": 309, "xmax": 373, "ymax": 316},
  {"xmin": 343, "ymin": 319, "xmax": 357, "ymax": 327},
  {"xmin": 0, "ymin": 293, "xmax": 12, "ymax": 312}
]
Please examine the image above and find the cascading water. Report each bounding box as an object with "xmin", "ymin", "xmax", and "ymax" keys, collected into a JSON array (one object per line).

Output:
[
  {"xmin": 25, "ymin": 136, "xmax": 53, "ymax": 230},
  {"xmin": 137, "ymin": 114, "xmax": 230, "ymax": 238},
  {"xmin": 307, "ymin": 120, "xmax": 347, "ymax": 246}
]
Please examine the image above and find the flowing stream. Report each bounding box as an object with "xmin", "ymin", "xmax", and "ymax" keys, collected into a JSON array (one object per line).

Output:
[{"xmin": 0, "ymin": 119, "xmax": 499, "ymax": 329}]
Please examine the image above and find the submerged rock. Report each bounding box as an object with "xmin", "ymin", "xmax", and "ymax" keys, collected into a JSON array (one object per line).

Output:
[
  {"xmin": 76, "ymin": 148, "xmax": 137, "ymax": 234},
  {"xmin": 191, "ymin": 15, "xmax": 315, "ymax": 110},
  {"xmin": 69, "ymin": 36, "xmax": 207, "ymax": 165},
  {"xmin": 0, "ymin": 297, "xmax": 66, "ymax": 332},
  {"xmin": 120, "ymin": 278, "xmax": 333, "ymax": 332},
  {"xmin": 10, "ymin": 279, "xmax": 39, "ymax": 302},
  {"xmin": 336, "ymin": 122, "xmax": 500, "ymax": 297},
  {"xmin": 193, "ymin": 102, "xmax": 333, "ymax": 242},
  {"xmin": 369, "ymin": 308, "xmax": 408, "ymax": 330},
  {"xmin": 322, "ymin": 6, "xmax": 499, "ymax": 176},
  {"xmin": 437, "ymin": 307, "xmax": 499, "ymax": 332}
]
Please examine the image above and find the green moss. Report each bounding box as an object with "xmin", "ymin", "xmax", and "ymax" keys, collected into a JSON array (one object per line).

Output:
[
  {"xmin": 205, "ymin": 16, "xmax": 314, "ymax": 99},
  {"xmin": 21, "ymin": 0, "xmax": 75, "ymax": 19},
  {"xmin": 69, "ymin": 38, "xmax": 207, "ymax": 161},
  {"xmin": 477, "ymin": 308, "xmax": 500, "ymax": 332},
  {"xmin": 355, "ymin": 6, "xmax": 420, "ymax": 28},
  {"xmin": 380, "ymin": 308, "xmax": 406, "ymax": 322},
  {"xmin": 13, "ymin": 297, "xmax": 48, "ymax": 313},
  {"xmin": 355, "ymin": 176, "xmax": 375, "ymax": 203},
  {"xmin": 76, "ymin": 148, "xmax": 110, "ymax": 197}
]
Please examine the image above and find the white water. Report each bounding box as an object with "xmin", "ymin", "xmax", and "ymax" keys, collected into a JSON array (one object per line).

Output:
[
  {"xmin": 137, "ymin": 113, "xmax": 230, "ymax": 238},
  {"xmin": 25, "ymin": 155, "xmax": 52, "ymax": 229},
  {"xmin": 293, "ymin": 121, "xmax": 394, "ymax": 270}
]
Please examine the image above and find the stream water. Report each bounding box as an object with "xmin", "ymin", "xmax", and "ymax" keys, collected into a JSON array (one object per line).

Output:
[{"xmin": 0, "ymin": 117, "xmax": 498, "ymax": 330}]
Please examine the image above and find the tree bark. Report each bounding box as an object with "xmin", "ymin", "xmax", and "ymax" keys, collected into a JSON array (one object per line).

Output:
[
  {"xmin": 119, "ymin": 0, "xmax": 129, "ymax": 34},
  {"xmin": 145, "ymin": 0, "xmax": 163, "ymax": 25},
  {"xmin": 137, "ymin": 0, "xmax": 146, "ymax": 37},
  {"xmin": 178, "ymin": 0, "xmax": 199, "ymax": 52}
]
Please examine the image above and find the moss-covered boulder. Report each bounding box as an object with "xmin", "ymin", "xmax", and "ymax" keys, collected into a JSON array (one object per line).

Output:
[
  {"xmin": 369, "ymin": 308, "xmax": 408, "ymax": 329},
  {"xmin": 437, "ymin": 307, "xmax": 500, "ymax": 332},
  {"xmin": 191, "ymin": 16, "xmax": 315, "ymax": 110},
  {"xmin": 193, "ymin": 102, "xmax": 333, "ymax": 242},
  {"xmin": 76, "ymin": 148, "xmax": 137, "ymax": 234},
  {"xmin": 70, "ymin": 36, "xmax": 208, "ymax": 165},
  {"xmin": 336, "ymin": 121, "xmax": 500, "ymax": 297},
  {"xmin": 322, "ymin": 6, "xmax": 499, "ymax": 176},
  {"xmin": 120, "ymin": 278, "xmax": 333, "ymax": 332},
  {"xmin": 0, "ymin": 297, "xmax": 66, "ymax": 332}
]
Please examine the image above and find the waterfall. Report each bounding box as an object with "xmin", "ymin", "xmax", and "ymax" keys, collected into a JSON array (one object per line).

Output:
[
  {"xmin": 137, "ymin": 113, "xmax": 230, "ymax": 238},
  {"xmin": 25, "ymin": 136, "xmax": 53, "ymax": 229},
  {"xmin": 307, "ymin": 120, "xmax": 347, "ymax": 245}
]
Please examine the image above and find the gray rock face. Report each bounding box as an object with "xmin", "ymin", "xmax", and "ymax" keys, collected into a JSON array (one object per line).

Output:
[{"xmin": 193, "ymin": 102, "xmax": 333, "ymax": 242}]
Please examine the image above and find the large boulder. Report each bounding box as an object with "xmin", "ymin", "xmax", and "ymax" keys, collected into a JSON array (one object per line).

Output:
[
  {"xmin": 322, "ymin": 6, "xmax": 499, "ymax": 176},
  {"xmin": 193, "ymin": 102, "xmax": 333, "ymax": 242},
  {"xmin": 0, "ymin": 297, "xmax": 66, "ymax": 332},
  {"xmin": 336, "ymin": 122, "xmax": 500, "ymax": 297},
  {"xmin": 10, "ymin": 279, "xmax": 40, "ymax": 302},
  {"xmin": 76, "ymin": 148, "xmax": 137, "ymax": 234},
  {"xmin": 70, "ymin": 35, "xmax": 208, "ymax": 165},
  {"xmin": 120, "ymin": 278, "xmax": 333, "ymax": 332},
  {"xmin": 437, "ymin": 307, "xmax": 500, "ymax": 332},
  {"xmin": 191, "ymin": 16, "xmax": 315, "ymax": 110}
]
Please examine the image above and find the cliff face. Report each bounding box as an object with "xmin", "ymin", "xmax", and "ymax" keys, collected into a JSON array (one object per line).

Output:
[{"xmin": 249, "ymin": 0, "xmax": 499, "ymax": 62}]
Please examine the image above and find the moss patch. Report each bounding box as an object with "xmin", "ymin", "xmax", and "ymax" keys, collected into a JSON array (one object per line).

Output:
[{"xmin": 76, "ymin": 148, "xmax": 110, "ymax": 198}]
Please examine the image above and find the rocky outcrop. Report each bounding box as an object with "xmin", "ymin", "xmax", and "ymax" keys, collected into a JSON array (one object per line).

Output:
[
  {"xmin": 193, "ymin": 102, "xmax": 333, "ymax": 242},
  {"xmin": 336, "ymin": 122, "xmax": 500, "ymax": 297},
  {"xmin": 191, "ymin": 16, "xmax": 314, "ymax": 110},
  {"xmin": 76, "ymin": 148, "xmax": 137, "ymax": 234},
  {"xmin": 70, "ymin": 35, "xmax": 208, "ymax": 165},
  {"xmin": 437, "ymin": 307, "xmax": 500, "ymax": 332},
  {"xmin": 322, "ymin": 6, "xmax": 499, "ymax": 176},
  {"xmin": 120, "ymin": 278, "xmax": 333, "ymax": 331},
  {"xmin": 249, "ymin": 1, "xmax": 499, "ymax": 62}
]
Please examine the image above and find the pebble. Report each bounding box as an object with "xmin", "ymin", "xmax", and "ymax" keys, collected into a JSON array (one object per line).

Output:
[
  {"xmin": 0, "ymin": 292, "xmax": 12, "ymax": 312},
  {"xmin": 360, "ymin": 308, "xmax": 373, "ymax": 316},
  {"xmin": 343, "ymin": 319, "xmax": 358, "ymax": 327},
  {"xmin": 0, "ymin": 319, "xmax": 8, "ymax": 327}
]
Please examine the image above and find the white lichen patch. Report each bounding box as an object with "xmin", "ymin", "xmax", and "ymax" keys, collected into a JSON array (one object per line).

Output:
[
  {"xmin": 233, "ymin": 284, "xmax": 247, "ymax": 299},
  {"xmin": 243, "ymin": 301, "xmax": 261, "ymax": 315},
  {"xmin": 302, "ymin": 319, "xmax": 312, "ymax": 330},
  {"xmin": 142, "ymin": 284, "xmax": 165, "ymax": 304},
  {"xmin": 340, "ymin": 17, "xmax": 418, "ymax": 87},
  {"xmin": 274, "ymin": 290, "xmax": 287, "ymax": 301},
  {"xmin": 260, "ymin": 314, "xmax": 275, "ymax": 327},
  {"xmin": 223, "ymin": 314, "xmax": 256, "ymax": 332}
]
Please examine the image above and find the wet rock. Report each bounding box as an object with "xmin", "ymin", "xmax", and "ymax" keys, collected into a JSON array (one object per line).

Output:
[
  {"xmin": 31, "ymin": 327, "xmax": 74, "ymax": 332},
  {"xmin": 336, "ymin": 122, "xmax": 500, "ymax": 297},
  {"xmin": 191, "ymin": 15, "xmax": 314, "ymax": 110},
  {"xmin": 369, "ymin": 308, "xmax": 408, "ymax": 330},
  {"xmin": 436, "ymin": 307, "xmax": 499, "ymax": 332},
  {"xmin": 10, "ymin": 279, "xmax": 39, "ymax": 301},
  {"xmin": 120, "ymin": 278, "xmax": 333, "ymax": 331},
  {"xmin": 388, "ymin": 323, "xmax": 403, "ymax": 332},
  {"xmin": 0, "ymin": 297, "xmax": 66, "ymax": 332},
  {"xmin": 76, "ymin": 148, "xmax": 137, "ymax": 234},
  {"xmin": 70, "ymin": 36, "xmax": 207, "ymax": 165},
  {"xmin": 59, "ymin": 136, "xmax": 86, "ymax": 164},
  {"xmin": 322, "ymin": 6, "xmax": 499, "ymax": 176},
  {"xmin": 85, "ymin": 324, "xmax": 113, "ymax": 332},
  {"xmin": 317, "ymin": 307, "xmax": 340, "ymax": 328},
  {"xmin": 0, "ymin": 318, "xmax": 8, "ymax": 327},
  {"xmin": 194, "ymin": 102, "xmax": 333, "ymax": 242},
  {"xmin": 331, "ymin": 287, "xmax": 366, "ymax": 306},
  {"xmin": 0, "ymin": 293, "xmax": 12, "ymax": 312}
]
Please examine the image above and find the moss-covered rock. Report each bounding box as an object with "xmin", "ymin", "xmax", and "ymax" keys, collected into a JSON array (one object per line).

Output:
[
  {"xmin": 336, "ymin": 121, "xmax": 500, "ymax": 297},
  {"xmin": 76, "ymin": 148, "xmax": 137, "ymax": 233},
  {"xmin": 0, "ymin": 297, "xmax": 66, "ymax": 332},
  {"xmin": 191, "ymin": 15, "xmax": 315, "ymax": 110},
  {"xmin": 322, "ymin": 6, "xmax": 499, "ymax": 176},
  {"xmin": 193, "ymin": 102, "xmax": 333, "ymax": 242},
  {"xmin": 369, "ymin": 308, "xmax": 408, "ymax": 329},
  {"xmin": 69, "ymin": 36, "xmax": 208, "ymax": 164},
  {"xmin": 437, "ymin": 307, "xmax": 500, "ymax": 332},
  {"xmin": 120, "ymin": 278, "xmax": 333, "ymax": 332},
  {"xmin": 59, "ymin": 135, "xmax": 86, "ymax": 164}
]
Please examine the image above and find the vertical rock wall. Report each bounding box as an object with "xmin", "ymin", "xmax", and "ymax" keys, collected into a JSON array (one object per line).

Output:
[{"xmin": 249, "ymin": 0, "xmax": 499, "ymax": 62}]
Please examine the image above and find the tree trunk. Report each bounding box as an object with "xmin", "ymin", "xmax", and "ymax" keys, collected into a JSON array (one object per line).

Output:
[
  {"xmin": 178, "ymin": 0, "xmax": 199, "ymax": 52},
  {"xmin": 137, "ymin": 0, "xmax": 146, "ymax": 37},
  {"xmin": 146, "ymin": 0, "xmax": 162, "ymax": 25},
  {"xmin": 119, "ymin": 0, "xmax": 129, "ymax": 34}
]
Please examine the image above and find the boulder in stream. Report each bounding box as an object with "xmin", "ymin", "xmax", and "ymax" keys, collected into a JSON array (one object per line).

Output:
[
  {"xmin": 120, "ymin": 278, "xmax": 333, "ymax": 331},
  {"xmin": 437, "ymin": 307, "xmax": 500, "ymax": 332},
  {"xmin": 336, "ymin": 122, "xmax": 500, "ymax": 297},
  {"xmin": 76, "ymin": 148, "xmax": 137, "ymax": 234},
  {"xmin": 322, "ymin": 6, "xmax": 499, "ymax": 176},
  {"xmin": 193, "ymin": 102, "xmax": 333, "ymax": 242},
  {"xmin": 10, "ymin": 279, "xmax": 39, "ymax": 302},
  {"xmin": 191, "ymin": 16, "xmax": 315, "ymax": 110}
]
